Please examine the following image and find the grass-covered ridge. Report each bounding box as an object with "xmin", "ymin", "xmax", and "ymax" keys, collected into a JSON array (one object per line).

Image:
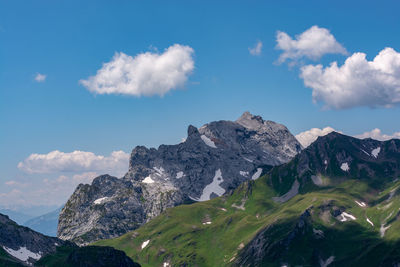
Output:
[
  {"xmin": 94, "ymin": 133, "xmax": 400, "ymax": 266},
  {"xmin": 95, "ymin": 173, "xmax": 400, "ymax": 266}
]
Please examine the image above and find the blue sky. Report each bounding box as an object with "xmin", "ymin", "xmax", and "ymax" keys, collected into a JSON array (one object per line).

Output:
[{"xmin": 1, "ymin": 0, "xmax": 400, "ymax": 209}]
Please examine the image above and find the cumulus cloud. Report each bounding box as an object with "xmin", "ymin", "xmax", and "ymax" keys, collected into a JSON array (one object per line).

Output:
[
  {"xmin": 354, "ymin": 128, "xmax": 400, "ymax": 141},
  {"xmin": 0, "ymin": 189, "xmax": 25, "ymax": 206},
  {"xmin": 249, "ymin": 41, "xmax": 263, "ymax": 56},
  {"xmin": 0, "ymin": 171, "xmax": 100, "ymax": 208},
  {"xmin": 276, "ymin": 25, "xmax": 347, "ymax": 64},
  {"xmin": 34, "ymin": 73, "xmax": 46, "ymax": 82},
  {"xmin": 80, "ymin": 44, "xmax": 195, "ymax": 97},
  {"xmin": 18, "ymin": 150, "xmax": 129, "ymax": 176},
  {"xmin": 295, "ymin": 127, "xmax": 338, "ymax": 148},
  {"xmin": 300, "ymin": 47, "xmax": 400, "ymax": 109},
  {"xmin": 296, "ymin": 127, "xmax": 400, "ymax": 148},
  {"xmin": 0, "ymin": 172, "xmax": 100, "ymax": 208}
]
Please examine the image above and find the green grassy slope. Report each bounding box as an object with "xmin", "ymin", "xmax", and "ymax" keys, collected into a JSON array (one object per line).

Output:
[
  {"xmin": 94, "ymin": 134, "xmax": 400, "ymax": 266},
  {"xmin": 95, "ymin": 175, "xmax": 400, "ymax": 266}
]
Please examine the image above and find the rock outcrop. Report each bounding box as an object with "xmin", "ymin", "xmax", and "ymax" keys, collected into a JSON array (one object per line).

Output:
[
  {"xmin": 58, "ymin": 112, "xmax": 302, "ymax": 245},
  {"xmin": 0, "ymin": 213, "xmax": 67, "ymax": 266}
]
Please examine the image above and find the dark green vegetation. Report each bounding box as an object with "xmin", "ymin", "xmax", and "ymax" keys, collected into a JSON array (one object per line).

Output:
[
  {"xmin": 0, "ymin": 212, "xmax": 139, "ymax": 266},
  {"xmin": 95, "ymin": 133, "xmax": 400, "ymax": 266},
  {"xmin": 36, "ymin": 245, "xmax": 141, "ymax": 267},
  {"xmin": 0, "ymin": 247, "xmax": 24, "ymax": 267}
]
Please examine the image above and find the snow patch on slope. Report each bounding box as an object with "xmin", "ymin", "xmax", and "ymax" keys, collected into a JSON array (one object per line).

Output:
[
  {"xmin": 243, "ymin": 157, "xmax": 253, "ymax": 163},
  {"xmin": 361, "ymin": 149, "xmax": 370, "ymax": 156},
  {"xmin": 380, "ymin": 224, "xmax": 391, "ymax": 237},
  {"xmin": 94, "ymin": 197, "xmax": 109, "ymax": 205},
  {"xmin": 142, "ymin": 176, "xmax": 155, "ymax": 184},
  {"xmin": 252, "ymin": 168, "xmax": 262, "ymax": 180},
  {"xmin": 196, "ymin": 169, "xmax": 225, "ymax": 201},
  {"xmin": 372, "ymin": 147, "xmax": 381, "ymax": 158},
  {"xmin": 153, "ymin": 166, "xmax": 165, "ymax": 176},
  {"xmin": 320, "ymin": 256, "xmax": 335, "ymax": 267},
  {"xmin": 141, "ymin": 240, "xmax": 150, "ymax": 249},
  {"xmin": 176, "ymin": 171, "xmax": 184, "ymax": 179},
  {"xmin": 338, "ymin": 212, "xmax": 356, "ymax": 222},
  {"xmin": 3, "ymin": 246, "xmax": 42, "ymax": 263},
  {"xmin": 240, "ymin": 171, "xmax": 249, "ymax": 177},
  {"xmin": 355, "ymin": 200, "xmax": 366, "ymax": 207},
  {"xmin": 200, "ymin": 135, "xmax": 217, "ymax": 148},
  {"xmin": 340, "ymin": 162, "xmax": 349, "ymax": 172}
]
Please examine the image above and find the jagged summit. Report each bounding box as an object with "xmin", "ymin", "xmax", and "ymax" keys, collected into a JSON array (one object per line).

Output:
[
  {"xmin": 58, "ymin": 112, "xmax": 302, "ymax": 245},
  {"xmin": 237, "ymin": 111, "xmax": 272, "ymax": 128},
  {"xmin": 269, "ymin": 131, "xmax": 400, "ymax": 203}
]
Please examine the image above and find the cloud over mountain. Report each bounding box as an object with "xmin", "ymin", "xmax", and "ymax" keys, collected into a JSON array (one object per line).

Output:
[
  {"xmin": 295, "ymin": 127, "xmax": 337, "ymax": 148},
  {"xmin": 80, "ymin": 44, "xmax": 195, "ymax": 97},
  {"xmin": 18, "ymin": 150, "xmax": 129, "ymax": 176},
  {"xmin": 355, "ymin": 128, "xmax": 400, "ymax": 141},
  {"xmin": 296, "ymin": 127, "xmax": 400, "ymax": 148}
]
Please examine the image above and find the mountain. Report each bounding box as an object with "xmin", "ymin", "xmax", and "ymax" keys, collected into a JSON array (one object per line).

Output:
[
  {"xmin": 0, "ymin": 212, "xmax": 141, "ymax": 267},
  {"xmin": 23, "ymin": 208, "xmax": 61, "ymax": 237},
  {"xmin": 58, "ymin": 112, "xmax": 302, "ymax": 245},
  {"xmin": 94, "ymin": 132, "xmax": 400, "ymax": 266},
  {"xmin": 0, "ymin": 209, "xmax": 34, "ymax": 225},
  {"xmin": 0, "ymin": 213, "xmax": 67, "ymax": 266}
]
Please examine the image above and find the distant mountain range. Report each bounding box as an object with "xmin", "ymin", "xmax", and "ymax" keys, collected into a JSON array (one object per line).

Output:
[
  {"xmin": 0, "ymin": 209, "xmax": 34, "ymax": 225},
  {"xmin": 0, "ymin": 205, "xmax": 59, "ymax": 227},
  {"xmin": 23, "ymin": 207, "xmax": 62, "ymax": 237}
]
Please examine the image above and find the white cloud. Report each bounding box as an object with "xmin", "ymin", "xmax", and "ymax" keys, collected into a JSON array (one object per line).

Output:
[
  {"xmin": 18, "ymin": 150, "xmax": 129, "ymax": 176},
  {"xmin": 72, "ymin": 172, "xmax": 98, "ymax": 184},
  {"xmin": 296, "ymin": 127, "xmax": 400, "ymax": 148},
  {"xmin": 249, "ymin": 41, "xmax": 262, "ymax": 56},
  {"xmin": 0, "ymin": 172, "xmax": 99, "ymax": 208},
  {"xmin": 354, "ymin": 128, "xmax": 400, "ymax": 141},
  {"xmin": 34, "ymin": 73, "xmax": 46, "ymax": 82},
  {"xmin": 295, "ymin": 127, "xmax": 338, "ymax": 148},
  {"xmin": 300, "ymin": 47, "xmax": 400, "ymax": 109},
  {"xmin": 0, "ymin": 189, "xmax": 25, "ymax": 206},
  {"xmin": 276, "ymin": 25, "xmax": 347, "ymax": 64},
  {"xmin": 80, "ymin": 44, "xmax": 195, "ymax": 97},
  {"xmin": 4, "ymin": 181, "xmax": 28, "ymax": 187}
]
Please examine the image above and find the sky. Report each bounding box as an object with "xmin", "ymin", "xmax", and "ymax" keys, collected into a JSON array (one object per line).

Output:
[{"xmin": 1, "ymin": 0, "xmax": 400, "ymax": 211}]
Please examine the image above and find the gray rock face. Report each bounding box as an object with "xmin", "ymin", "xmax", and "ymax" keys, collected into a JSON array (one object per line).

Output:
[
  {"xmin": 58, "ymin": 112, "xmax": 302, "ymax": 245},
  {"xmin": 0, "ymin": 213, "xmax": 66, "ymax": 266}
]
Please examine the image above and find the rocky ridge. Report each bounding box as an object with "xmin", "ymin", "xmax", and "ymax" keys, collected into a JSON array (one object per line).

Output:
[
  {"xmin": 58, "ymin": 112, "xmax": 302, "ymax": 245},
  {"xmin": 0, "ymin": 213, "xmax": 67, "ymax": 266}
]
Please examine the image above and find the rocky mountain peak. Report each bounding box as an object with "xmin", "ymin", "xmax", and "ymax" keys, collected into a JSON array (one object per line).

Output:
[
  {"xmin": 58, "ymin": 112, "xmax": 302, "ymax": 245},
  {"xmin": 269, "ymin": 132, "xmax": 400, "ymax": 203},
  {"xmin": 236, "ymin": 111, "xmax": 265, "ymax": 129},
  {"xmin": 187, "ymin": 124, "xmax": 200, "ymax": 137}
]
